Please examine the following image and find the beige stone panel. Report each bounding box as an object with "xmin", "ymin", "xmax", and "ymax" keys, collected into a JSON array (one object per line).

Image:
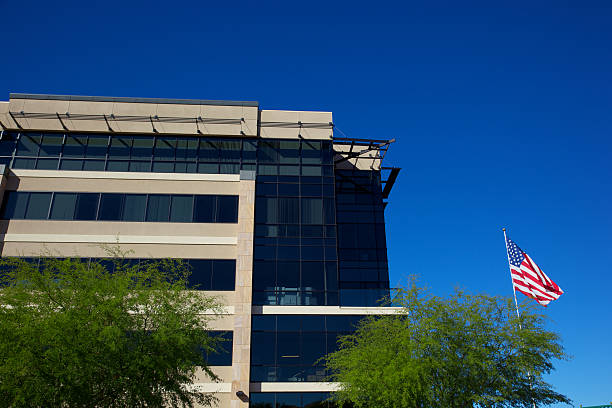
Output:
[
  {"xmin": 7, "ymin": 99, "xmax": 28, "ymax": 128},
  {"xmin": 156, "ymin": 103, "xmax": 201, "ymax": 118},
  {"xmin": 207, "ymin": 314, "xmax": 236, "ymax": 331},
  {"xmin": 299, "ymin": 128, "xmax": 333, "ymax": 140},
  {"xmin": 200, "ymin": 105, "xmax": 243, "ymax": 120},
  {"xmin": 23, "ymin": 99, "xmax": 71, "ymax": 114},
  {"xmin": 66, "ymin": 100, "xmax": 114, "ymax": 115},
  {"xmin": 241, "ymin": 106, "xmax": 259, "ymax": 120},
  {"xmin": 0, "ymin": 219, "xmax": 237, "ymax": 238},
  {"xmin": 7, "ymin": 175, "xmax": 239, "ymax": 195},
  {"xmin": 297, "ymin": 110, "xmax": 333, "ymax": 124},
  {"xmin": 259, "ymin": 126, "xmax": 301, "ymax": 139},
  {"xmin": 70, "ymin": 120, "xmax": 111, "ymax": 132},
  {"xmin": 111, "ymin": 101, "xmax": 157, "ymax": 117},
  {"xmin": 195, "ymin": 366, "xmax": 233, "ymax": 383},
  {"xmin": 259, "ymin": 109, "xmax": 300, "ymax": 123},
  {"xmin": 0, "ymin": 242, "xmax": 236, "ymax": 259},
  {"xmin": 109, "ymin": 120, "xmax": 156, "ymax": 134},
  {"xmin": 199, "ymin": 123, "xmax": 244, "ymax": 137},
  {"xmin": 241, "ymin": 118, "xmax": 258, "ymax": 137}
]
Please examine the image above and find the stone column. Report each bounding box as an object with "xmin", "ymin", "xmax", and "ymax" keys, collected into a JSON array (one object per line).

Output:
[{"xmin": 230, "ymin": 170, "xmax": 255, "ymax": 408}]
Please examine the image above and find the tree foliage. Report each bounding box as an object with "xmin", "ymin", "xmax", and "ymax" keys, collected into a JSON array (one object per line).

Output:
[
  {"xmin": 325, "ymin": 278, "xmax": 570, "ymax": 408},
  {"xmin": 0, "ymin": 248, "xmax": 223, "ymax": 408}
]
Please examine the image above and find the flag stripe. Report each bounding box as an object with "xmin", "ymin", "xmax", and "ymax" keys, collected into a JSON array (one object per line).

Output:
[{"xmin": 505, "ymin": 235, "xmax": 563, "ymax": 307}]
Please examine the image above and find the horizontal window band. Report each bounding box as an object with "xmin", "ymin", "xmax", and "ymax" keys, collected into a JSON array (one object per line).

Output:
[{"xmin": 0, "ymin": 234, "xmax": 237, "ymax": 245}]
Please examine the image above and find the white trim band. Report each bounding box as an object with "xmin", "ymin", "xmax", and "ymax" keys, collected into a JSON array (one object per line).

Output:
[
  {"xmin": 185, "ymin": 383, "xmax": 232, "ymax": 393},
  {"xmin": 10, "ymin": 169, "xmax": 241, "ymax": 182},
  {"xmin": 0, "ymin": 234, "xmax": 237, "ymax": 245},
  {"xmin": 250, "ymin": 382, "xmax": 341, "ymax": 392},
  {"xmin": 252, "ymin": 305, "xmax": 402, "ymax": 315}
]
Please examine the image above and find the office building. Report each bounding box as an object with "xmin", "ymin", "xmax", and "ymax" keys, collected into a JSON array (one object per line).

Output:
[{"xmin": 0, "ymin": 93, "xmax": 399, "ymax": 407}]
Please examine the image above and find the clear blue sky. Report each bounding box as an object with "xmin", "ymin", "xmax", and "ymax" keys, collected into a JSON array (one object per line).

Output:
[{"xmin": 1, "ymin": 0, "xmax": 610, "ymax": 405}]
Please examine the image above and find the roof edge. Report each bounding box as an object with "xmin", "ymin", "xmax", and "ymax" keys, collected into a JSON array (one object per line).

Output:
[{"xmin": 9, "ymin": 93, "xmax": 259, "ymax": 107}]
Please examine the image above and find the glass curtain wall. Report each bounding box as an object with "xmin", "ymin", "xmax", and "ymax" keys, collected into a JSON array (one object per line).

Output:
[{"xmin": 252, "ymin": 140, "xmax": 337, "ymax": 306}]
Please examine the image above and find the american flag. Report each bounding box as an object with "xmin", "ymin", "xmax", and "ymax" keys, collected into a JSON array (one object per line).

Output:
[{"xmin": 505, "ymin": 235, "xmax": 563, "ymax": 306}]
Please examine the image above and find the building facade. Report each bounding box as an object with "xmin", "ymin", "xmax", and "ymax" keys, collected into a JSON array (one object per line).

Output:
[{"xmin": 0, "ymin": 93, "xmax": 399, "ymax": 408}]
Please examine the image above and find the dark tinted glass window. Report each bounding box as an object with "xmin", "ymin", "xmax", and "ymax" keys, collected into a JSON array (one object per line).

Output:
[
  {"xmin": 170, "ymin": 195, "xmax": 193, "ymax": 223},
  {"xmin": 1, "ymin": 191, "xmax": 28, "ymax": 219},
  {"xmin": 212, "ymin": 260, "xmax": 236, "ymax": 290},
  {"xmin": 49, "ymin": 193, "xmax": 77, "ymax": 220},
  {"xmin": 146, "ymin": 195, "xmax": 170, "ymax": 222},
  {"xmin": 75, "ymin": 193, "xmax": 99, "ymax": 220},
  {"xmin": 193, "ymin": 195, "xmax": 215, "ymax": 223},
  {"xmin": 131, "ymin": 137, "xmax": 153, "ymax": 160},
  {"xmin": 63, "ymin": 135, "xmax": 87, "ymax": 158},
  {"xmin": 216, "ymin": 196, "xmax": 238, "ymax": 223},
  {"xmin": 301, "ymin": 198, "xmax": 323, "ymax": 225},
  {"xmin": 16, "ymin": 134, "xmax": 40, "ymax": 156},
  {"xmin": 98, "ymin": 194, "xmax": 124, "ymax": 221},
  {"xmin": 188, "ymin": 260, "xmax": 212, "ymax": 290},
  {"xmin": 122, "ymin": 194, "xmax": 147, "ymax": 221},
  {"xmin": 25, "ymin": 193, "xmax": 51, "ymax": 219},
  {"xmin": 176, "ymin": 138, "xmax": 198, "ymax": 160},
  {"xmin": 205, "ymin": 331, "xmax": 233, "ymax": 366},
  {"xmin": 109, "ymin": 137, "xmax": 131, "ymax": 159},
  {"xmin": 85, "ymin": 135, "xmax": 108, "ymax": 158},
  {"xmin": 38, "ymin": 134, "xmax": 63, "ymax": 157}
]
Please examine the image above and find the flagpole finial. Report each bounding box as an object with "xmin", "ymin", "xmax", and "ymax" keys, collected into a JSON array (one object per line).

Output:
[{"xmin": 502, "ymin": 227, "xmax": 506, "ymax": 232}]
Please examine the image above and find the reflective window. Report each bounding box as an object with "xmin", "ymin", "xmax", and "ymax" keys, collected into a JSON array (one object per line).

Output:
[
  {"xmin": 205, "ymin": 331, "xmax": 233, "ymax": 366},
  {"xmin": 146, "ymin": 195, "xmax": 170, "ymax": 222},
  {"xmin": 25, "ymin": 193, "xmax": 51, "ymax": 219},
  {"xmin": 170, "ymin": 195, "xmax": 193, "ymax": 223},
  {"xmin": 75, "ymin": 193, "xmax": 99, "ymax": 220},
  {"xmin": 193, "ymin": 195, "xmax": 215, "ymax": 223},
  {"xmin": 99, "ymin": 194, "xmax": 124, "ymax": 221},
  {"xmin": 122, "ymin": 194, "xmax": 147, "ymax": 221},
  {"xmin": 0, "ymin": 191, "xmax": 29, "ymax": 219},
  {"xmin": 49, "ymin": 193, "xmax": 77, "ymax": 220},
  {"xmin": 216, "ymin": 196, "xmax": 238, "ymax": 223}
]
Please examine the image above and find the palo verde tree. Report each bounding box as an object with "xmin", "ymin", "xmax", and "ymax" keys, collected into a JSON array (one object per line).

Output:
[
  {"xmin": 0, "ymin": 248, "xmax": 224, "ymax": 408},
  {"xmin": 325, "ymin": 278, "xmax": 570, "ymax": 408}
]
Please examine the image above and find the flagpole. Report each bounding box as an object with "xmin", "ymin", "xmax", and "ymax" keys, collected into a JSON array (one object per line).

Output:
[
  {"xmin": 503, "ymin": 228, "xmax": 535, "ymax": 408},
  {"xmin": 503, "ymin": 227, "xmax": 523, "ymax": 328}
]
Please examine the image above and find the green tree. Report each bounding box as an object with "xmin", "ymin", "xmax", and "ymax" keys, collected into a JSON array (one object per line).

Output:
[
  {"xmin": 325, "ymin": 278, "xmax": 570, "ymax": 408},
  {"xmin": 0, "ymin": 249, "xmax": 224, "ymax": 408}
]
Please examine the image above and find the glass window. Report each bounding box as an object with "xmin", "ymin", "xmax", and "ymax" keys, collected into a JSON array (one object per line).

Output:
[
  {"xmin": 205, "ymin": 331, "xmax": 233, "ymax": 366},
  {"xmin": 277, "ymin": 261, "xmax": 300, "ymax": 288},
  {"xmin": 60, "ymin": 159, "xmax": 83, "ymax": 170},
  {"xmin": 278, "ymin": 198, "xmax": 299, "ymax": 224},
  {"xmin": 253, "ymin": 260, "xmax": 276, "ymax": 291},
  {"xmin": 106, "ymin": 160, "xmax": 129, "ymax": 172},
  {"xmin": 176, "ymin": 137, "xmax": 198, "ymax": 160},
  {"xmin": 193, "ymin": 195, "xmax": 215, "ymax": 223},
  {"xmin": 212, "ymin": 260, "xmax": 236, "ymax": 290},
  {"xmin": 198, "ymin": 163, "xmax": 218, "ymax": 174},
  {"xmin": 188, "ymin": 260, "xmax": 212, "ymax": 290},
  {"xmin": 35, "ymin": 158, "xmax": 59, "ymax": 170},
  {"xmin": 301, "ymin": 262, "xmax": 324, "ymax": 290},
  {"xmin": 122, "ymin": 194, "xmax": 147, "ymax": 221},
  {"xmin": 218, "ymin": 140, "xmax": 241, "ymax": 162},
  {"xmin": 38, "ymin": 134, "xmax": 63, "ymax": 157},
  {"xmin": 170, "ymin": 195, "xmax": 193, "ymax": 223},
  {"xmin": 129, "ymin": 161, "xmax": 151, "ymax": 172},
  {"xmin": 49, "ymin": 193, "xmax": 77, "ymax": 220},
  {"xmin": 251, "ymin": 332, "xmax": 275, "ymax": 365},
  {"xmin": 16, "ymin": 134, "xmax": 40, "ymax": 156},
  {"xmin": 252, "ymin": 315, "xmax": 276, "ymax": 332},
  {"xmin": 1, "ymin": 191, "xmax": 29, "ymax": 219},
  {"xmin": 83, "ymin": 160, "xmax": 105, "ymax": 171},
  {"xmin": 198, "ymin": 140, "xmax": 219, "ymax": 161},
  {"xmin": 153, "ymin": 137, "xmax": 176, "ymax": 161},
  {"xmin": 75, "ymin": 193, "xmax": 99, "ymax": 220},
  {"xmin": 152, "ymin": 161, "xmax": 174, "ymax": 173},
  {"xmin": 25, "ymin": 193, "xmax": 52, "ymax": 219},
  {"xmin": 279, "ymin": 141, "xmax": 300, "ymax": 164},
  {"xmin": 13, "ymin": 158, "xmax": 36, "ymax": 169},
  {"xmin": 146, "ymin": 195, "xmax": 170, "ymax": 222},
  {"xmin": 109, "ymin": 136, "xmax": 131, "ymax": 159},
  {"xmin": 301, "ymin": 198, "xmax": 323, "ymax": 224},
  {"xmin": 275, "ymin": 393, "xmax": 300, "ymax": 408},
  {"xmin": 256, "ymin": 197, "xmax": 277, "ymax": 224},
  {"xmin": 216, "ymin": 196, "xmax": 238, "ymax": 223},
  {"xmin": 0, "ymin": 132, "xmax": 17, "ymax": 156},
  {"xmin": 131, "ymin": 137, "xmax": 154, "ymax": 160},
  {"xmin": 98, "ymin": 194, "xmax": 124, "ymax": 221},
  {"xmin": 63, "ymin": 135, "xmax": 87, "ymax": 158},
  {"xmin": 85, "ymin": 135, "xmax": 108, "ymax": 158}
]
